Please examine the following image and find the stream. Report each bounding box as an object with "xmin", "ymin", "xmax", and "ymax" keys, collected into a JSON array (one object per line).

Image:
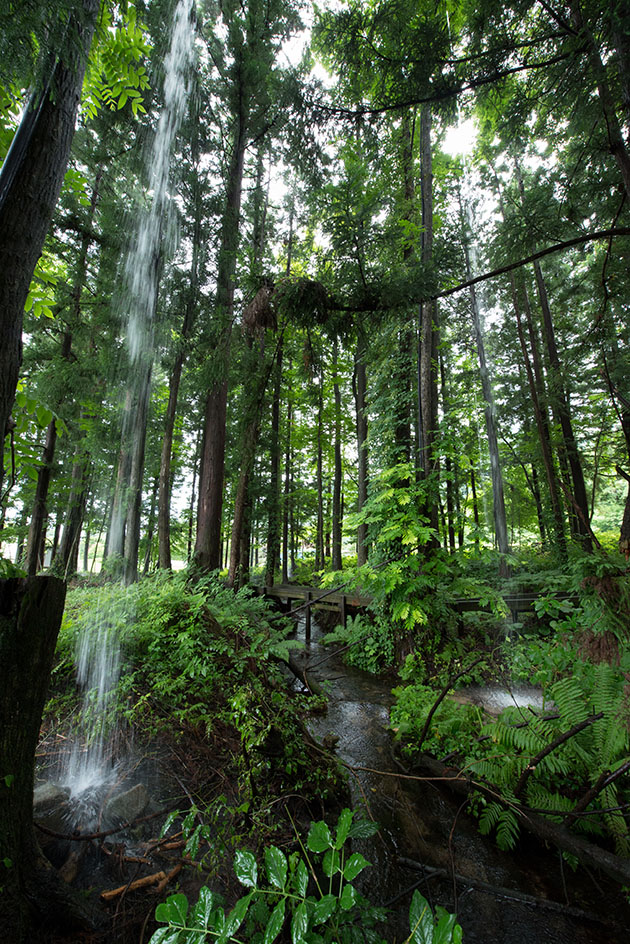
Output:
[{"xmin": 290, "ymin": 615, "xmax": 630, "ymax": 943}]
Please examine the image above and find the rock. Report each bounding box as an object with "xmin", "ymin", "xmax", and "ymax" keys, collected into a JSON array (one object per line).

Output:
[
  {"xmin": 33, "ymin": 781, "xmax": 70, "ymax": 813},
  {"xmin": 103, "ymin": 783, "xmax": 149, "ymax": 827}
]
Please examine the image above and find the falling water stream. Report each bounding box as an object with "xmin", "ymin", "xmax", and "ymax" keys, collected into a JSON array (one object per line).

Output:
[
  {"xmin": 57, "ymin": 0, "xmax": 195, "ymax": 810},
  {"xmin": 291, "ymin": 616, "xmax": 630, "ymax": 943}
]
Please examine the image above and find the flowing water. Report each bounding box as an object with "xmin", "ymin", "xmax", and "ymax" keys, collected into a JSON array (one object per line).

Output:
[
  {"xmin": 291, "ymin": 616, "xmax": 630, "ymax": 943},
  {"xmin": 57, "ymin": 0, "xmax": 195, "ymax": 809}
]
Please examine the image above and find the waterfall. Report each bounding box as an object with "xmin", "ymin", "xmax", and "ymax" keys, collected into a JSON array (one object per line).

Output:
[
  {"xmin": 60, "ymin": 0, "xmax": 195, "ymax": 800},
  {"xmin": 108, "ymin": 0, "xmax": 195, "ymax": 569}
]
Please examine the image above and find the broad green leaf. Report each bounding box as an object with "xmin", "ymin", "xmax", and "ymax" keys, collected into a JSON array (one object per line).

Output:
[
  {"xmin": 148, "ymin": 928, "xmax": 180, "ymax": 944},
  {"xmin": 265, "ymin": 845, "xmax": 288, "ymax": 890},
  {"xmin": 155, "ymin": 893, "xmax": 188, "ymax": 926},
  {"xmin": 342, "ymin": 853, "xmax": 369, "ymax": 881},
  {"xmin": 291, "ymin": 901, "xmax": 309, "ymax": 944},
  {"xmin": 433, "ymin": 908, "xmax": 461, "ymax": 944},
  {"xmin": 190, "ymin": 887, "xmax": 219, "ymax": 929},
  {"xmin": 339, "ymin": 884, "xmax": 357, "ymax": 911},
  {"xmin": 408, "ymin": 890, "xmax": 435, "ymax": 944},
  {"xmin": 348, "ymin": 819, "xmax": 380, "ymax": 839},
  {"xmin": 312, "ymin": 894, "xmax": 337, "ymax": 925},
  {"xmin": 334, "ymin": 808, "xmax": 353, "ymax": 849},
  {"xmin": 306, "ymin": 820, "xmax": 333, "ymax": 853},
  {"xmin": 292, "ymin": 859, "xmax": 309, "ymax": 897},
  {"xmin": 222, "ymin": 892, "xmax": 254, "ymax": 940},
  {"xmin": 263, "ymin": 898, "xmax": 286, "ymax": 944},
  {"xmin": 234, "ymin": 850, "xmax": 258, "ymax": 888}
]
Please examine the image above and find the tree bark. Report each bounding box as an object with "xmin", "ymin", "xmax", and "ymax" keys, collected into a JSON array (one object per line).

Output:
[
  {"xmin": 354, "ymin": 335, "xmax": 369, "ymax": 566},
  {"xmin": 331, "ymin": 338, "xmax": 343, "ymax": 571},
  {"xmin": 265, "ymin": 338, "xmax": 284, "ymax": 586},
  {"xmin": 0, "ymin": 576, "xmax": 95, "ymax": 940},
  {"xmin": 25, "ymin": 419, "xmax": 57, "ymax": 575},
  {"xmin": 0, "ymin": 0, "xmax": 99, "ymax": 496},
  {"xmin": 315, "ymin": 373, "xmax": 325, "ymax": 571}
]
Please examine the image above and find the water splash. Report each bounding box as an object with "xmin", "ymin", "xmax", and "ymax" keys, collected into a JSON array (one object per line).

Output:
[{"xmin": 60, "ymin": 602, "xmax": 122, "ymax": 798}]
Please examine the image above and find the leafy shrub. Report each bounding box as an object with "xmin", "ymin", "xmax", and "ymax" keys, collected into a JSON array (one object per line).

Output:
[{"xmin": 149, "ymin": 808, "xmax": 462, "ymax": 944}]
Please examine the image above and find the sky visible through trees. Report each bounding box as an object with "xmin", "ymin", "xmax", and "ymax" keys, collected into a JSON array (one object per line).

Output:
[{"xmin": 1, "ymin": 0, "xmax": 629, "ymax": 582}]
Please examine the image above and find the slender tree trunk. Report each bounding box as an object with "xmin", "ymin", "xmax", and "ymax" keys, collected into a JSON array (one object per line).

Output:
[
  {"xmin": 419, "ymin": 104, "xmax": 440, "ymax": 540},
  {"xmin": 511, "ymin": 273, "xmax": 567, "ymax": 557},
  {"xmin": 194, "ymin": 66, "xmax": 249, "ymax": 572},
  {"xmin": 315, "ymin": 374, "xmax": 325, "ymax": 570},
  {"xmin": 354, "ymin": 335, "xmax": 369, "ymax": 566},
  {"xmin": 123, "ymin": 361, "xmax": 152, "ymax": 583},
  {"xmin": 25, "ymin": 419, "xmax": 57, "ymax": 575},
  {"xmin": 331, "ymin": 339, "xmax": 343, "ymax": 571},
  {"xmin": 458, "ymin": 194, "xmax": 509, "ymax": 565},
  {"xmin": 439, "ymin": 352, "xmax": 456, "ymax": 553},
  {"xmin": 533, "ymin": 260, "xmax": 591, "ymax": 550},
  {"xmin": 470, "ymin": 465, "xmax": 480, "ymax": 553},
  {"xmin": 265, "ymin": 339, "xmax": 283, "ymax": 586},
  {"xmin": 282, "ymin": 381, "xmax": 292, "ymax": 582},
  {"xmin": 55, "ymin": 447, "xmax": 91, "ymax": 578}
]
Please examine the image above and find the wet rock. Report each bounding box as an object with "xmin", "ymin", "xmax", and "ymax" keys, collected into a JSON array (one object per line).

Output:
[
  {"xmin": 33, "ymin": 781, "xmax": 73, "ymax": 868},
  {"xmin": 103, "ymin": 783, "xmax": 149, "ymax": 827},
  {"xmin": 33, "ymin": 781, "xmax": 70, "ymax": 813}
]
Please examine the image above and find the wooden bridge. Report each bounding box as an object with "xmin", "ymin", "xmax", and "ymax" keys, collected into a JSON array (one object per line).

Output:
[{"xmin": 258, "ymin": 583, "xmax": 579, "ymax": 635}]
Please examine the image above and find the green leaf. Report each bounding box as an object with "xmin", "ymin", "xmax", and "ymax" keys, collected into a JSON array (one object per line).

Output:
[
  {"xmin": 222, "ymin": 892, "xmax": 254, "ymax": 940},
  {"xmin": 291, "ymin": 901, "xmax": 309, "ymax": 944},
  {"xmin": 433, "ymin": 908, "xmax": 461, "ymax": 944},
  {"xmin": 334, "ymin": 808, "xmax": 353, "ymax": 849},
  {"xmin": 148, "ymin": 928, "xmax": 180, "ymax": 944},
  {"xmin": 234, "ymin": 850, "xmax": 258, "ymax": 888},
  {"xmin": 3, "ymin": 774, "xmax": 14, "ymax": 788},
  {"xmin": 155, "ymin": 893, "xmax": 188, "ymax": 927},
  {"xmin": 342, "ymin": 852, "xmax": 369, "ymax": 881},
  {"xmin": 348, "ymin": 818, "xmax": 380, "ymax": 839},
  {"xmin": 159, "ymin": 810, "xmax": 179, "ymax": 838},
  {"xmin": 263, "ymin": 898, "xmax": 286, "ymax": 944},
  {"xmin": 312, "ymin": 894, "xmax": 337, "ymax": 925},
  {"xmin": 265, "ymin": 845, "xmax": 288, "ymax": 890},
  {"xmin": 339, "ymin": 884, "xmax": 357, "ymax": 911},
  {"xmin": 292, "ymin": 859, "xmax": 309, "ymax": 897},
  {"xmin": 322, "ymin": 848, "xmax": 340, "ymax": 877},
  {"xmin": 408, "ymin": 890, "xmax": 435, "ymax": 944},
  {"xmin": 190, "ymin": 887, "xmax": 219, "ymax": 929},
  {"xmin": 306, "ymin": 820, "xmax": 333, "ymax": 853}
]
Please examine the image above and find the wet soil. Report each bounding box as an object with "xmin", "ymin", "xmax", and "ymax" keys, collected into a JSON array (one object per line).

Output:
[{"xmin": 290, "ymin": 617, "xmax": 630, "ymax": 943}]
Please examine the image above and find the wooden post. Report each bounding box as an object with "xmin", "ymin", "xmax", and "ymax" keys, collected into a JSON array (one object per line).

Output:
[
  {"xmin": 305, "ymin": 590, "xmax": 311, "ymax": 641},
  {"xmin": 340, "ymin": 593, "xmax": 347, "ymax": 629}
]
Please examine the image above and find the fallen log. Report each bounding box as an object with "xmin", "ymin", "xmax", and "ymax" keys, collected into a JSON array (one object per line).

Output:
[{"xmin": 415, "ymin": 754, "xmax": 630, "ymax": 887}]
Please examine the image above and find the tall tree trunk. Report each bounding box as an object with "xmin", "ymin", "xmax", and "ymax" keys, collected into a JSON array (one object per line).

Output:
[
  {"xmin": 282, "ymin": 375, "xmax": 293, "ymax": 583},
  {"xmin": 511, "ymin": 273, "xmax": 567, "ymax": 557},
  {"xmin": 194, "ymin": 101, "xmax": 248, "ymax": 572},
  {"xmin": 158, "ymin": 118, "xmax": 203, "ymax": 570},
  {"xmin": 0, "ymin": 0, "xmax": 99, "ymax": 497},
  {"xmin": 265, "ymin": 338, "xmax": 284, "ymax": 586},
  {"xmin": 25, "ymin": 419, "xmax": 57, "ymax": 575},
  {"xmin": 331, "ymin": 338, "xmax": 343, "ymax": 571},
  {"xmin": 533, "ymin": 260, "xmax": 592, "ymax": 550},
  {"xmin": 458, "ymin": 191, "xmax": 509, "ymax": 566},
  {"xmin": 315, "ymin": 373, "xmax": 325, "ymax": 570},
  {"xmin": 419, "ymin": 104, "xmax": 440, "ymax": 540},
  {"xmin": 354, "ymin": 334, "xmax": 369, "ymax": 566},
  {"xmin": 123, "ymin": 361, "xmax": 153, "ymax": 584},
  {"xmin": 55, "ymin": 446, "xmax": 91, "ymax": 578}
]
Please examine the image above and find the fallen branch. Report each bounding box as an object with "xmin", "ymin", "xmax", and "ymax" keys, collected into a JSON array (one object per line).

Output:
[
  {"xmin": 514, "ymin": 712, "xmax": 604, "ymax": 796},
  {"xmin": 101, "ymin": 869, "xmax": 171, "ymax": 902},
  {"xmin": 565, "ymin": 758, "xmax": 630, "ymax": 827},
  {"xmin": 416, "ymin": 657, "xmax": 484, "ymax": 751},
  {"xmin": 416, "ymin": 754, "xmax": 630, "ymax": 887}
]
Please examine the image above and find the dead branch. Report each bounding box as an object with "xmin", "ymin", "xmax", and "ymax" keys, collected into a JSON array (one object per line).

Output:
[
  {"xmin": 514, "ymin": 711, "xmax": 604, "ymax": 797},
  {"xmin": 416, "ymin": 657, "xmax": 485, "ymax": 751}
]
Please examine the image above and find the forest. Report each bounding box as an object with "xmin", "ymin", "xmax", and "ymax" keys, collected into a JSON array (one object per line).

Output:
[{"xmin": 1, "ymin": 0, "xmax": 630, "ymax": 942}]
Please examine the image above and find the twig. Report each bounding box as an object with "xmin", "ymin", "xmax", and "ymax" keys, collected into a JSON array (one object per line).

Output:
[{"xmin": 514, "ymin": 712, "xmax": 604, "ymax": 797}]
